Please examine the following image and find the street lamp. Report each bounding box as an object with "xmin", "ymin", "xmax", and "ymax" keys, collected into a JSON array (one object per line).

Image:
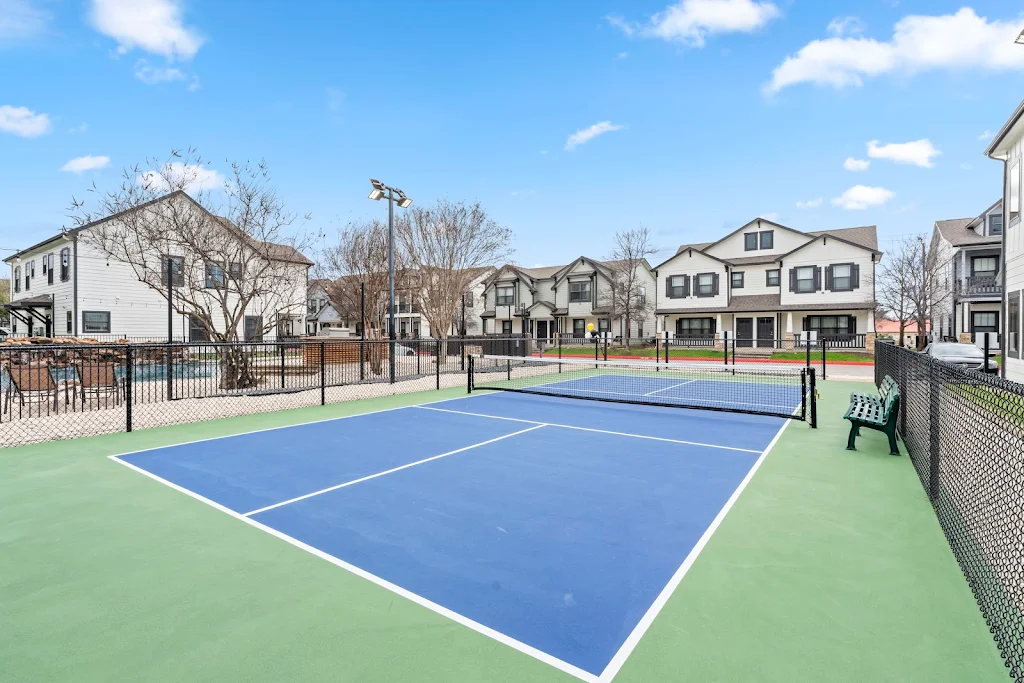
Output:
[{"xmin": 367, "ymin": 178, "xmax": 413, "ymax": 383}]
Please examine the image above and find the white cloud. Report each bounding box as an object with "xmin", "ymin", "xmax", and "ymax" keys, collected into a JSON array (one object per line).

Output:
[
  {"xmin": 0, "ymin": 105, "xmax": 51, "ymax": 137},
  {"xmin": 961, "ymin": 163, "xmax": 973, "ymax": 170},
  {"xmin": 978, "ymin": 129, "xmax": 992, "ymax": 140},
  {"xmin": 138, "ymin": 162, "xmax": 225, "ymax": 193},
  {"xmin": 134, "ymin": 61, "xmax": 186, "ymax": 84},
  {"xmin": 867, "ymin": 138, "xmax": 940, "ymax": 167},
  {"xmin": 68, "ymin": 122, "xmax": 89, "ymax": 134},
  {"xmin": 617, "ymin": 51, "xmax": 629, "ymax": 59},
  {"xmin": 609, "ymin": 0, "xmax": 780, "ymax": 48},
  {"xmin": 0, "ymin": 0, "xmax": 50, "ymax": 41},
  {"xmin": 88, "ymin": 0, "xmax": 203, "ymax": 60},
  {"xmin": 758, "ymin": 212, "xmax": 779, "ymax": 221},
  {"xmin": 827, "ymin": 16, "xmax": 865, "ymax": 37},
  {"xmin": 766, "ymin": 8, "xmax": 1024, "ymax": 93},
  {"xmin": 61, "ymin": 155, "xmax": 111, "ymax": 173},
  {"xmin": 844, "ymin": 157, "xmax": 870, "ymax": 171},
  {"xmin": 565, "ymin": 121, "xmax": 624, "ymax": 151},
  {"xmin": 832, "ymin": 185, "xmax": 894, "ymax": 210},
  {"xmin": 795, "ymin": 197, "xmax": 823, "ymax": 209}
]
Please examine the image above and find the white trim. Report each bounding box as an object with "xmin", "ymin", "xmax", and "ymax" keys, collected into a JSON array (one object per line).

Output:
[
  {"xmin": 596, "ymin": 418, "xmax": 793, "ymax": 682},
  {"xmin": 243, "ymin": 425, "xmax": 545, "ymax": 517},
  {"xmin": 413, "ymin": 405, "xmax": 761, "ymax": 454},
  {"xmin": 109, "ymin": 454, "xmax": 597, "ymax": 682}
]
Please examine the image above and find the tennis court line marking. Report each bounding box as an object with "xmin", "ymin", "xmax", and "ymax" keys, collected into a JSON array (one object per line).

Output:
[
  {"xmin": 241, "ymin": 424, "xmax": 546, "ymax": 517},
  {"xmin": 596, "ymin": 415, "xmax": 793, "ymax": 683},
  {"xmin": 107, "ymin": 453, "xmax": 597, "ymax": 683},
  {"xmin": 412, "ymin": 405, "xmax": 762, "ymax": 454},
  {"xmin": 642, "ymin": 380, "xmax": 697, "ymax": 396},
  {"xmin": 103, "ymin": 390, "xmax": 494, "ymax": 462}
]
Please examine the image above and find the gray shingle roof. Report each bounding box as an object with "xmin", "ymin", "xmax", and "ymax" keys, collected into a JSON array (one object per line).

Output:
[
  {"xmin": 806, "ymin": 225, "xmax": 879, "ymax": 252},
  {"xmin": 675, "ymin": 242, "xmax": 714, "ymax": 255},
  {"xmin": 934, "ymin": 217, "xmax": 1001, "ymax": 247},
  {"xmin": 656, "ymin": 293, "xmax": 872, "ymax": 315}
]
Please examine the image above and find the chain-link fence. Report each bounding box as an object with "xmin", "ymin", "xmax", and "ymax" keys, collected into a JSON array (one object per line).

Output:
[
  {"xmin": 1, "ymin": 338, "xmax": 477, "ymax": 448},
  {"xmin": 875, "ymin": 341, "xmax": 1024, "ymax": 682}
]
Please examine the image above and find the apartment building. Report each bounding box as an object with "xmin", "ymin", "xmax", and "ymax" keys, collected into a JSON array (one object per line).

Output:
[
  {"xmin": 3, "ymin": 192, "xmax": 311, "ymax": 341},
  {"xmin": 931, "ymin": 200, "xmax": 1003, "ymax": 343},
  {"xmin": 986, "ymin": 97, "xmax": 1024, "ymax": 382},
  {"xmin": 655, "ymin": 218, "xmax": 880, "ymax": 347},
  {"xmin": 479, "ymin": 257, "xmax": 657, "ymax": 338}
]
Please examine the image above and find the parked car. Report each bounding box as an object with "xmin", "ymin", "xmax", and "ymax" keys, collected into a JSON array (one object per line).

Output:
[
  {"xmin": 922, "ymin": 342, "xmax": 999, "ymax": 373},
  {"xmin": 394, "ymin": 343, "xmax": 415, "ymax": 356}
]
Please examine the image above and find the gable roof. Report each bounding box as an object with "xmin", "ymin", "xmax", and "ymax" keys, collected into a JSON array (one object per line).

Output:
[
  {"xmin": 674, "ymin": 241, "xmax": 713, "ymax": 255},
  {"xmin": 701, "ymin": 217, "xmax": 809, "ymax": 254},
  {"xmin": 776, "ymin": 230, "xmax": 881, "ymax": 261},
  {"xmin": 654, "ymin": 245, "xmax": 731, "ymax": 270},
  {"xmin": 985, "ymin": 96, "xmax": 1024, "ymax": 159},
  {"xmin": 806, "ymin": 225, "xmax": 878, "ymax": 252}
]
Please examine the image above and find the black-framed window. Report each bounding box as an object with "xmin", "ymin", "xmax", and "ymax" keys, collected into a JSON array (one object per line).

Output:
[
  {"xmin": 794, "ymin": 266, "xmax": 816, "ymax": 293},
  {"xmin": 13, "ymin": 266, "xmax": 20, "ymax": 293},
  {"xmin": 637, "ymin": 322, "xmax": 644, "ymax": 338},
  {"xmin": 971, "ymin": 311, "xmax": 998, "ymax": 333},
  {"xmin": 766, "ymin": 269, "xmax": 780, "ymax": 287},
  {"xmin": 806, "ymin": 315, "xmax": 854, "ymax": 337},
  {"xmin": 598, "ymin": 318, "xmax": 610, "ymax": 334},
  {"xmin": 990, "ymin": 214, "xmax": 1003, "ymax": 236},
  {"xmin": 638, "ymin": 284, "xmax": 646, "ymax": 305},
  {"xmin": 972, "ymin": 256, "xmax": 998, "ymax": 277},
  {"xmin": 82, "ymin": 311, "xmax": 111, "ymax": 334},
  {"xmin": 667, "ymin": 275, "xmax": 686, "ymax": 298},
  {"xmin": 502, "ymin": 319, "xmax": 513, "ymax": 335},
  {"xmin": 205, "ymin": 261, "xmax": 226, "ymax": 289},
  {"xmin": 676, "ymin": 317, "xmax": 715, "ymax": 337},
  {"xmin": 496, "ymin": 285, "xmax": 514, "ymax": 306},
  {"xmin": 573, "ymin": 318, "xmax": 585, "ymax": 337},
  {"xmin": 744, "ymin": 233, "xmax": 758, "ymax": 251},
  {"xmin": 189, "ymin": 315, "xmax": 208, "ymax": 342},
  {"xmin": 244, "ymin": 315, "xmax": 264, "ymax": 342},
  {"xmin": 228, "ymin": 261, "xmax": 243, "ymax": 280},
  {"xmin": 60, "ymin": 247, "xmax": 71, "ymax": 282},
  {"xmin": 760, "ymin": 231, "xmax": 774, "ymax": 249},
  {"xmin": 46, "ymin": 253, "xmax": 54, "ymax": 285},
  {"xmin": 831, "ymin": 263, "xmax": 853, "ymax": 291},
  {"xmin": 569, "ymin": 281, "xmax": 591, "ymax": 303},
  {"xmin": 695, "ymin": 272, "xmax": 716, "ymax": 297},
  {"xmin": 731, "ymin": 271, "xmax": 744, "ymax": 289},
  {"xmin": 25, "ymin": 260, "xmax": 31, "ymax": 291},
  {"xmin": 66, "ymin": 310, "xmax": 72, "ymax": 334},
  {"xmin": 1009, "ymin": 291, "xmax": 1020, "ymax": 359},
  {"xmin": 161, "ymin": 255, "xmax": 184, "ymax": 287}
]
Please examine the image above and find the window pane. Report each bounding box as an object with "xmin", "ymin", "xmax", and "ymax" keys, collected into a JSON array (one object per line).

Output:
[
  {"xmin": 731, "ymin": 272, "xmax": 743, "ymax": 288},
  {"xmin": 744, "ymin": 233, "xmax": 757, "ymax": 250},
  {"xmin": 82, "ymin": 312, "xmax": 110, "ymax": 333},
  {"xmin": 767, "ymin": 269, "xmax": 780, "ymax": 286},
  {"xmin": 760, "ymin": 231, "xmax": 773, "ymax": 249}
]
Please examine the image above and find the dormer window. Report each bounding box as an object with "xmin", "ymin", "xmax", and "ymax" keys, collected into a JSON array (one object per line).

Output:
[
  {"xmin": 744, "ymin": 230, "xmax": 774, "ymax": 251},
  {"xmin": 990, "ymin": 214, "xmax": 1003, "ymax": 236},
  {"xmin": 760, "ymin": 231, "xmax": 773, "ymax": 249}
]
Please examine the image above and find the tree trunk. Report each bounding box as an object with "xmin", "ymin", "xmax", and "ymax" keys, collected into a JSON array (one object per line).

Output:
[{"xmin": 219, "ymin": 346, "xmax": 258, "ymax": 390}]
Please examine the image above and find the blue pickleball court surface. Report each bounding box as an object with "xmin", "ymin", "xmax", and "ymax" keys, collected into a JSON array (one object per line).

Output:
[{"xmin": 114, "ymin": 388, "xmax": 792, "ymax": 678}]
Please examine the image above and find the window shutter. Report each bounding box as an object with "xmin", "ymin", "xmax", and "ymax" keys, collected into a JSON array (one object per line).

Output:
[
  {"xmin": 710, "ymin": 318, "xmax": 717, "ymax": 334},
  {"xmin": 824, "ymin": 265, "xmax": 833, "ymax": 291},
  {"xmin": 665, "ymin": 277, "xmax": 672, "ymax": 298},
  {"xmin": 682, "ymin": 275, "xmax": 690, "ymax": 298},
  {"xmin": 712, "ymin": 273, "xmax": 720, "ymax": 296},
  {"xmin": 848, "ymin": 316, "xmax": 857, "ymax": 335},
  {"xmin": 813, "ymin": 266, "xmax": 821, "ymax": 291},
  {"xmin": 802, "ymin": 316, "xmax": 808, "ymax": 331},
  {"xmin": 852, "ymin": 264, "xmax": 860, "ymax": 289},
  {"xmin": 789, "ymin": 268, "xmax": 796, "ymax": 292}
]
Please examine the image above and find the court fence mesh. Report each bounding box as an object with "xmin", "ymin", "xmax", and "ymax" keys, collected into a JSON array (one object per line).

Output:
[
  {"xmin": 875, "ymin": 341, "xmax": 1024, "ymax": 682},
  {"xmin": 469, "ymin": 354, "xmax": 816, "ymax": 424}
]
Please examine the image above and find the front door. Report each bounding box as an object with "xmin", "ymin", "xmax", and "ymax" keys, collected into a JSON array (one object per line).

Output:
[
  {"xmin": 536, "ymin": 320, "xmax": 548, "ymax": 340},
  {"xmin": 736, "ymin": 317, "xmax": 753, "ymax": 347},
  {"xmin": 757, "ymin": 317, "xmax": 774, "ymax": 348}
]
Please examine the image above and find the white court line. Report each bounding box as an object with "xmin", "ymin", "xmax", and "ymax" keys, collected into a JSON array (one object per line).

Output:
[
  {"xmin": 642, "ymin": 380, "xmax": 697, "ymax": 396},
  {"xmin": 596, "ymin": 417, "xmax": 793, "ymax": 683},
  {"xmin": 412, "ymin": 405, "xmax": 761, "ymax": 454},
  {"xmin": 107, "ymin": 453, "xmax": 597, "ymax": 683},
  {"xmin": 104, "ymin": 391, "xmax": 494, "ymax": 463},
  {"xmin": 520, "ymin": 378, "xmax": 799, "ymax": 411},
  {"xmin": 242, "ymin": 424, "xmax": 545, "ymax": 517}
]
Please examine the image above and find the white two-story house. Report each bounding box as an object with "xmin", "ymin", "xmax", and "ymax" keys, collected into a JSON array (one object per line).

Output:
[
  {"xmin": 3, "ymin": 191, "xmax": 311, "ymax": 341},
  {"xmin": 931, "ymin": 200, "xmax": 1003, "ymax": 344},
  {"xmin": 479, "ymin": 257, "xmax": 657, "ymax": 338},
  {"xmin": 986, "ymin": 96, "xmax": 1024, "ymax": 382},
  {"xmin": 655, "ymin": 218, "xmax": 880, "ymax": 348}
]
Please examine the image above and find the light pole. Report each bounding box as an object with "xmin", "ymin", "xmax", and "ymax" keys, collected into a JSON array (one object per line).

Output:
[{"xmin": 368, "ymin": 178, "xmax": 412, "ymax": 383}]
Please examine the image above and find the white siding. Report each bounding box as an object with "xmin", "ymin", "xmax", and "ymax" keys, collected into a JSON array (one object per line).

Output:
[
  {"xmin": 778, "ymin": 237, "xmax": 875, "ymax": 308},
  {"xmin": 656, "ymin": 250, "xmax": 728, "ymax": 310},
  {"xmin": 1003, "ymin": 131, "xmax": 1024, "ymax": 381},
  {"xmin": 704, "ymin": 220, "xmax": 810, "ymax": 261},
  {"xmin": 6, "ymin": 238, "xmax": 75, "ymax": 336},
  {"xmin": 729, "ymin": 263, "xmax": 780, "ymax": 297}
]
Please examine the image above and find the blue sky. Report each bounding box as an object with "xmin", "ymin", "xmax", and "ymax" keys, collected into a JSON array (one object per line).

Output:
[{"xmin": 1, "ymin": 0, "xmax": 1023, "ymax": 268}]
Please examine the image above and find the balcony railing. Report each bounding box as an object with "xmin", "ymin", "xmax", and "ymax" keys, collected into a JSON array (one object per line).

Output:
[{"xmin": 956, "ymin": 275, "xmax": 1002, "ymax": 298}]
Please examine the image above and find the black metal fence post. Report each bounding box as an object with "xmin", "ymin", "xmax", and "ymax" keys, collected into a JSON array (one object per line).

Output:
[
  {"xmin": 467, "ymin": 354, "xmax": 473, "ymax": 393},
  {"xmin": 928, "ymin": 358, "xmax": 940, "ymax": 499},
  {"xmin": 800, "ymin": 368, "xmax": 807, "ymax": 423},
  {"xmin": 124, "ymin": 345, "xmax": 133, "ymax": 432},
  {"xmin": 723, "ymin": 331, "xmax": 729, "ymax": 365},
  {"xmin": 279, "ymin": 343, "xmax": 286, "ymax": 389},
  {"xmin": 359, "ymin": 283, "xmax": 366, "ymax": 382},
  {"xmin": 436, "ymin": 339, "xmax": 441, "ymax": 390},
  {"xmin": 805, "ymin": 334, "xmax": 810, "ymax": 369},
  {"xmin": 320, "ymin": 341, "xmax": 326, "ymax": 406},
  {"xmin": 821, "ymin": 338, "xmax": 827, "ymax": 381}
]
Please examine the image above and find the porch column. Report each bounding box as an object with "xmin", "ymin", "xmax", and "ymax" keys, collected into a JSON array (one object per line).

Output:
[
  {"xmin": 716, "ymin": 313, "xmax": 722, "ymax": 336},
  {"xmin": 785, "ymin": 312, "xmax": 793, "ymax": 334}
]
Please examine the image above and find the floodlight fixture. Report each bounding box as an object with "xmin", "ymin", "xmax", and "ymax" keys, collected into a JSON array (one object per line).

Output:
[
  {"xmin": 368, "ymin": 188, "xmax": 385, "ymax": 201},
  {"xmin": 1017, "ymin": 28, "xmax": 1024, "ymax": 44}
]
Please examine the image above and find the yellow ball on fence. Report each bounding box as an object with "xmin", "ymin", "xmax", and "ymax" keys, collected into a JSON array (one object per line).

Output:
[{"xmin": 586, "ymin": 323, "xmax": 595, "ymax": 331}]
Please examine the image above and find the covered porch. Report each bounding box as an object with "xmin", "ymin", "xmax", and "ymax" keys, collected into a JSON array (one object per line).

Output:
[{"xmin": 3, "ymin": 295, "xmax": 55, "ymax": 338}]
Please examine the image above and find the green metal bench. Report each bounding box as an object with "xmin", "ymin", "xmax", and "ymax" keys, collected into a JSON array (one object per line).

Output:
[{"xmin": 844, "ymin": 379, "xmax": 900, "ymax": 456}]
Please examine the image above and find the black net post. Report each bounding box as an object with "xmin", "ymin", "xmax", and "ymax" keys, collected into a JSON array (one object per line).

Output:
[
  {"xmin": 805, "ymin": 334, "xmax": 810, "ymax": 369},
  {"xmin": 723, "ymin": 331, "xmax": 729, "ymax": 365},
  {"xmin": 809, "ymin": 367, "xmax": 817, "ymax": 428},
  {"xmin": 821, "ymin": 338, "xmax": 827, "ymax": 380},
  {"xmin": 603, "ymin": 335, "xmax": 608, "ymax": 361},
  {"xmin": 800, "ymin": 367, "xmax": 807, "ymax": 422},
  {"xmin": 319, "ymin": 340, "xmax": 326, "ymax": 406},
  {"xmin": 467, "ymin": 354, "xmax": 473, "ymax": 393},
  {"xmin": 656, "ymin": 336, "xmax": 661, "ymax": 364},
  {"xmin": 124, "ymin": 344, "xmax": 133, "ymax": 432}
]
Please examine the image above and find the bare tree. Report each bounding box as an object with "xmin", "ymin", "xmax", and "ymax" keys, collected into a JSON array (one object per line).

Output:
[
  {"xmin": 396, "ymin": 200, "xmax": 512, "ymax": 341},
  {"xmin": 69, "ymin": 149, "xmax": 311, "ymax": 387},
  {"xmin": 0, "ymin": 278, "xmax": 9, "ymax": 327},
  {"xmin": 877, "ymin": 235, "xmax": 950, "ymax": 349},
  {"xmin": 603, "ymin": 227, "xmax": 657, "ymax": 350}
]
